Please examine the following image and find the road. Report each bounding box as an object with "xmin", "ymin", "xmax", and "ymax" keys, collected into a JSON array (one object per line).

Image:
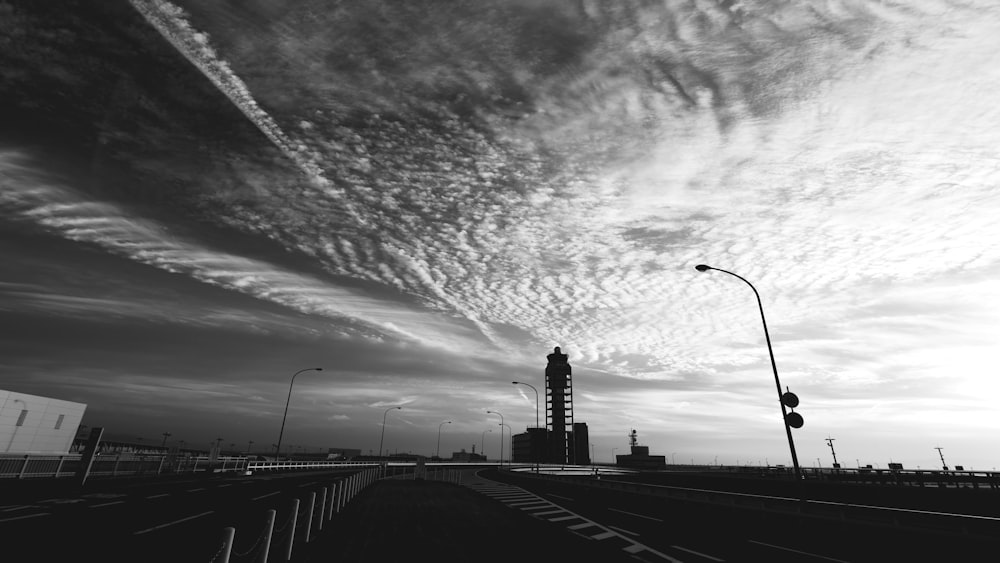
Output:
[
  {"xmin": 0, "ymin": 469, "xmax": 360, "ymax": 561},
  {"xmin": 474, "ymin": 468, "xmax": 1000, "ymax": 562}
]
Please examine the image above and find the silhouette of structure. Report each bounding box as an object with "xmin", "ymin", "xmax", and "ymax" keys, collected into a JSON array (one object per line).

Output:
[
  {"xmin": 545, "ymin": 346, "xmax": 574, "ymax": 464},
  {"xmin": 615, "ymin": 429, "xmax": 666, "ymax": 469}
]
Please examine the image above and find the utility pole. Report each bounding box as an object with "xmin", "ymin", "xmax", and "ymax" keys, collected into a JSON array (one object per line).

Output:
[
  {"xmin": 934, "ymin": 446, "xmax": 948, "ymax": 470},
  {"xmin": 825, "ymin": 436, "xmax": 839, "ymax": 468}
]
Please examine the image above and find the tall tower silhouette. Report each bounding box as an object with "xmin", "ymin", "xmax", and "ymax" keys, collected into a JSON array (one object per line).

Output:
[{"xmin": 545, "ymin": 347, "xmax": 574, "ymax": 464}]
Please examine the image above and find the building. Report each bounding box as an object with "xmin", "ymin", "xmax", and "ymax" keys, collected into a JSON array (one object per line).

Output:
[
  {"xmin": 1, "ymin": 389, "xmax": 87, "ymax": 454},
  {"xmin": 615, "ymin": 429, "xmax": 666, "ymax": 470},
  {"xmin": 511, "ymin": 427, "xmax": 547, "ymax": 463},
  {"xmin": 569, "ymin": 422, "xmax": 590, "ymax": 465},
  {"xmin": 451, "ymin": 446, "xmax": 486, "ymax": 462},
  {"xmin": 545, "ymin": 347, "xmax": 574, "ymax": 464}
]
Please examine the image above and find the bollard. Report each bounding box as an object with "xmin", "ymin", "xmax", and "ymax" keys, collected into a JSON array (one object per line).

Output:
[
  {"xmin": 335, "ymin": 480, "xmax": 344, "ymax": 513},
  {"xmin": 304, "ymin": 492, "xmax": 316, "ymax": 543},
  {"xmin": 217, "ymin": 527, "xmax": 235, "ymax": 563},
  {"xmin": 327, "ymin": 484, "xmax": 336, "ymax": 520},
  {"xmin": 284, "ymin": 498, "xmax": 300, "ymax": 561},
  {"xmin": 317, "ymin": 488, "xmax": 327, "ymax": 531},
  {"xmin": 258, "ymin": 509, "xmax": 276, "ymax": 563}
]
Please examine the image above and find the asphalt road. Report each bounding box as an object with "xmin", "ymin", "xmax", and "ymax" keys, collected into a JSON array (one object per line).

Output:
[{"xmin": 0, "ymin": 469, "xmax": 362, "ymax": 562}]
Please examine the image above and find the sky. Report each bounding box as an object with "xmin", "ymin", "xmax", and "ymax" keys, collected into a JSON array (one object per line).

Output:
[{"xmin": 2, "ymin": 0, "xmax": 999, "ymax": 469}]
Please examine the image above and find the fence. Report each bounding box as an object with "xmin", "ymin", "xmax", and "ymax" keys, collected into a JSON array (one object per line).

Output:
[{"xmin": 208, "ymin": 465, "xmax": 383, "ymax": 562}]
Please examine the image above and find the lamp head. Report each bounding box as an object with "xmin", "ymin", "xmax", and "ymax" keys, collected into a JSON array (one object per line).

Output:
[
  {"xmin": 511, "ymin": 381, "xmax": 518, "ymax": 384},
  {"xmin": 695, "ymin": 264, "xmax": 711, "ymax": 272},
  {"xmin": 396, "ymin": 406, "xmax": 402, "ymax": 410},
  {"xmin": 315, "ymin": 367, "xmax": 323, "ymax": 371}
]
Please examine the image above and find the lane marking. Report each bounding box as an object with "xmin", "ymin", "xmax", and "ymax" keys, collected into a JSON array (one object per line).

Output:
[
  {"xmin": 186, "ymin": 488, "xmax": 205, "ymax": 492},
  {"xmin": 624, "ymin": 545, "xmax": 646, "ymax": 554},
  {"xmin": 549, "ymin": 515, "xmax": 581, "ymax": 522},
  {"xmin": 146, "ymin": 494, "xmax": 169, "ymax": 499},
  {"xmin": 609, "ymin": 525, "xmax": 639, "ymax": 537},
  {"xmin": 592, "ymin": 531, "xmax": 617, "ymax": 540},
  {"xmin": 252, "ymin": 491, "xmax": 280, "ymax": 501},
  {"xmin": 1, "ymin": 506, "xmax": 32, "ymax": 513},
  {"xmin": 548, "ymin": 493, "xmax": 574, "ymax": 501},
  {"xmin": 609, "ymin": 508, "xmax": 663, "ymax": 522},
  {"xmin": 568, "ymin": 522, "xmax": 598, "ymax": 530},
  {"xmin": 218, "ymin": 483, "xmax": 232, "ymax": 488},
  {"xmin": 134, "ymin": 511, "xmax": 214, "ymax": 535},
  {"xmin": 90, "ymin": 501, "xmax": 125, "ymax": 508},
  {"xmin": 672, "ymin": 545, "xmax": 726, "ymax": 562},
  {"xmin": 509, "ymin": 500, "xmax": 550, "ymax": 507},
  {"xmin": 749, "ymin": 540, "xmax": 850, "ymax": 563},
  {"xmin": 0, "ymin": 512, "xmax": 50, "ymax": 523},
  {"xmin": 532, "ymin": 509, "xmax": 567, "ymax": 516}
]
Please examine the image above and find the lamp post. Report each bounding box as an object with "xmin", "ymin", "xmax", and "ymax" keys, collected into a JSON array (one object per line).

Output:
[
  {"xmin": 672, "ymin": 452, "xmax": 677, "ymax": 465},
  {"xmin": 247, "ymin": 440, "xmax": 254, "ymax": 454},
  {"xmin": 275, "ymin": 367, "xmax": 323, "ymax": 461},
  {"xmin": 695, "ymin": 264, "xmax": 802, "ymax": 481},
  {"xmin": 590, "ymin": 443, "xmax": 595, "ymax": 465},
  {"xmin": 486, "ymin": 410, "xmax": 504, "ymax": 467},
  {"xmin": 612, "ymin": 447, "xmax": 618, "ymax": 464},
  {"xmin": 161, "ymin": 432, "xmax": 171, "ymax": 448},
  {"xmin": 512, "ymin": 381, "xmax": 539, "ymax": 472},
  {"xmin": 436, "ymin": 421, "xmax": 451, "ymax": 459},
  {"xmin": 379, "ymin": 406, "xmax": 402, "ymax": 460},
  {"xmin": 481, "ymin": 429, "xmax": 493, "ymax": 460},
  {"xmin": 501, "ymin": 423, "xmax": 512, "ymax": 468}
]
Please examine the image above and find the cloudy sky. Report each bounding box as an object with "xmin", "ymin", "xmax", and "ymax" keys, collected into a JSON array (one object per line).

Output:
[{"xmin": 2, "ymin": 0, "xmax": 999, "ymax": 469}]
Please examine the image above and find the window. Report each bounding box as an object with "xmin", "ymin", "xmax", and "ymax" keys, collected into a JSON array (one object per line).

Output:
[
  {"xmin": 16, "ymin": 410, "xmax": 28, "ymax": 426},
  {"xmin": 55, "ymin": 414, "xmax": 65, "ymax": 430}
]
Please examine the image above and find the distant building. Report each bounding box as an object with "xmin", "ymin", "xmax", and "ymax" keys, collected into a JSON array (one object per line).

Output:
[
  {"xmin": 569, "ymin": 422, "xmax": 590, "ymax": 465},
  {"xmin": 1, "ymin": 389, "xmax": 86, "ymax": 454},
  {"xmin": 511, "ymin": 427, "xmax": 547, "ymax": 463},
  {"xmin": 451, "ymin": 446, "xmax": 486, "ymax": 462},
  {"xmin": 326, "ymin": 448, "xmax": 362, "ymax": 460},
  {"xmin": 615, "ymin": 429, "xmax": 666, "ymax": 470}
]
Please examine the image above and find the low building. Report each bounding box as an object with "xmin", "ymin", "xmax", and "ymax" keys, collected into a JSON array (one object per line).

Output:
[
  {"xmin": 451, "ymin": 446, "xmax": 486, "ymax": 462},
  {"xmin": 1, "ymin": 389, "xmax": 86, "ymax": 454},
  {"xmin": 615, "ymin": 429, "xmax": 666, "ymax": 470}
]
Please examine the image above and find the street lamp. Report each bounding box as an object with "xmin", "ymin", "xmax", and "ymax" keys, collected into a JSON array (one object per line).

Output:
[
  {"xmin": 695, "ymin": 264, "xmax": 802, "ymax": 481},
  {"xmin": 672, "ymin": 452, "xmax": 677, "ymax": 465},
  {"xmin": 486, "ymin": 410, "xmax": 504, "ymax": 467},
  {"xmin": 275, "ymin": 367, "xmax": 323, "ymax": 460},
  {"xmin": 612, "ymin": 447, "xmax": 618, "ymax": 464},
  {"xmin": 247, "ymin": 440, "xmax": 254, "ymax": 454},
  {"xmin": 379, "ymin": 406, "xmax": 402, "ymax": 460},
  {"xmin": 512, "ymin": 381, "xmax": 540, "ymax": 472},
  {"xmin": 161, "ymin": 432, "xmax": 171, "ymax": 448},
  {"xmin": 436, "ymin": 421, "xmax": 452, "ymax": 459},
  {"xmin": 501, "ymin": 423, "xmax": 512, "ymax": 468},
  {"xmin": 590, "ymin": 443, "xmax": 595, "ymax": 465},
  {"xmin": 481, "ymin": 428, "xmax": 493, "ymax": 459}
]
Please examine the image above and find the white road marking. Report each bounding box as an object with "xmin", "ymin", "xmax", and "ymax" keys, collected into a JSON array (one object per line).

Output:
[
  {"xmin": 133, "ymin": 511, "xmax": 214, "ymax": 535},
  {"xmin": 0, "ymin": 512, "xmax": 49, "ymax": 523},
  {"xmin": 185, "ymin": 488, "xmax": 205, "ymax": 492},
  {"xmin": 673, "ymin": 545, "xmax": 726, "ymax": 561},
  {"xmin": 609, "ymin": 507, "xmax": 663, "ymax": 522},
  {"xmin": 549, "ymin": 515, "xmax": 581, "ymax": 522},
  {"xmin": 252, "ymin": 491, "xmax": 280, "ymax": 501},
  {"xmin": 592, "ymin": 531, "xmax": 618, "ymax": 540},
  {"xmin": 568, "ymin": 522, "xmax": 598, "ymax": 530},
  {"xmin": 532, "ymin": 509, "xmax": 567, "ymax": 516},
  {"xmin": 548, "ymin": 493, "xmax": 574, "ymax": 501},
  {"xmin": 1, "ymin": 506, "xmax": 32, "ymax": 513},
  {"xmin": 749, "ymin": 540, "xmax": 850, "ymax": 562},
  {"xmin": 609, "ymin": 525, "xmax": 639, "ymax": 537},
  {"xmin": 145, "ymin": 493, "xmax": 169, "ymax": 499},
  {"xmin": 218, "ymin": 483, "xmax": 232, "ymax": 488},
  {"xmin": 90, "ymin": 501, "xmax": 125, "ymax": 508}
]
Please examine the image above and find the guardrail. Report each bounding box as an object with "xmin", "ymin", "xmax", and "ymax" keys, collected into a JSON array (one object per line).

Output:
[{"xmin": 0, "ymin": 453, "xmax": 251, "ymax": 479}]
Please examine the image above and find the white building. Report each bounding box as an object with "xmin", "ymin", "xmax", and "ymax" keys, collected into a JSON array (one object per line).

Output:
[{"xmin": 0, "ymin": 389, "xmax": 87, "ymax": 454}]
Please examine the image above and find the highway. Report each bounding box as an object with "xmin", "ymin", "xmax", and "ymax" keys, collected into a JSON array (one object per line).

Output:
[
  {"xmin": 479, "ymin": 468, "xmax": 1000, "ymax": 562},
  {"xmin": 0, "ymin": 469, "xmax": 362, "ymax": 561}
]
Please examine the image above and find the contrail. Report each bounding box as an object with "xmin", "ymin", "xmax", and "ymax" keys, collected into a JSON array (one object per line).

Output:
[{"xmin": 128, "ymin": 0, "xmax": 364, "ymax": 221}]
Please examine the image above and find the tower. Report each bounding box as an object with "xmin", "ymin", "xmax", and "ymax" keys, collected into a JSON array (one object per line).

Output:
[{"xmin": 545, "ymin": 346, "xmax": 574, "ymax": 464}]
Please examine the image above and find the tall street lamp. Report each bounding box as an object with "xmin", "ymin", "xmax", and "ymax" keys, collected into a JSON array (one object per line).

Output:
[
  {"xmin": 161, "ymin": 432, "xmax": 171, "ymax": 448},
  {"xmin": 512, "ymin": 381, "xmax": 540, "ymax": 472},
  {"xmin": 486, "ymin": 410, "xmax": 504, "ymax": 467},
  {"xmin": 501, "ymin": 423, "xmax": 512, "ymax": 468},
  {"xmin": 481, "ymin": 428, "xmax": 493, "ymax": 459},
  {"xmin": 379, "ymin": 406, "xmax": 402, "ymax": 460},
  {"xmin": 436, "ymin": 421, "xmax": 452, "ymax": 459},
  {"xmin": 275, "ymin": 367, "xmax": 323, "ymax": 460},
  {"xmin": 695, "ymin": 264, "xmax": 802, "ymax": 481}
]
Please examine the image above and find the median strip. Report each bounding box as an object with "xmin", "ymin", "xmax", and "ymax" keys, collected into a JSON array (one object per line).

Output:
[{"xmin": 133, "ymin": 511, "xmax": 214, "ymax": 535}]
